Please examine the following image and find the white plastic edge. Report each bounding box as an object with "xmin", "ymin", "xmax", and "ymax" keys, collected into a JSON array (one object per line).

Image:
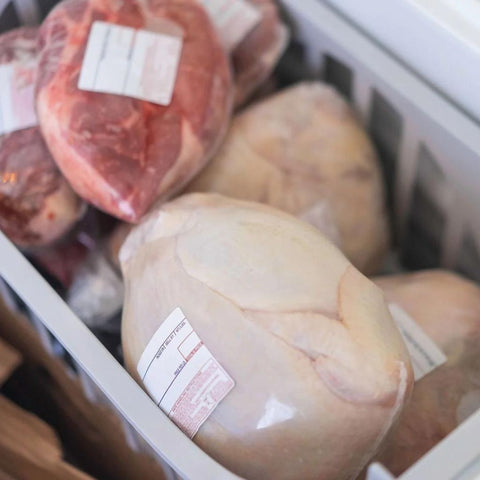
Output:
[
  {"xmin": 399, "ymin": 408, "xmax": 480, "ymax": 480},
  {"xmin": 0, "ymin": 232, "xmax": 242, "ymax": 480},
  {"xmin": 323, "ymin": 0, "xmax": 480, "ymax": 121},
  {"xmin": 410, "ymin": 0, "xmax": 480, "ymax": 34},
  {"xmin": 368, "ymin": 464, "xmax": 396, "ymax": 480}
]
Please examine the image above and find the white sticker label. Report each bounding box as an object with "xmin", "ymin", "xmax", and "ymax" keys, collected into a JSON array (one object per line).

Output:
[
  {"xmin": 200, "ymin": 0, "xmax": 262, "ymax": 51},
  {"xmin": 389, "ymin": 303, "xmax": 447, "ymax": 381},
  {"xmin": 78, "ymin": 21, "xmax": 183, "ymax": 106},
  {"xmin": 0, "ymin": 61, "xmax": 37, "ymax": 135},
  {"xmin": 137, "ymin": 307, "xmax": 235, "ymax": 438}
]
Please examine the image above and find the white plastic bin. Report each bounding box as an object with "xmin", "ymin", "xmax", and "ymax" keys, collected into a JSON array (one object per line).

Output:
[
  {"xmin": 1, "ymin": 0, "xmax": 480, "ymax": 478},
  {"xmin": 323, "ymin": 0, "xmax": 480, "ymax": 123}
]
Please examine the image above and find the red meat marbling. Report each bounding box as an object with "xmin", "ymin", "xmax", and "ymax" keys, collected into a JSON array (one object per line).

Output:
[
  {"xmin": 36, "ymin": 0, "xmax": 233, "ymax": 222},
  {"xmin": 0, "ymin": 27, "xmax": 84, "ymax": 247}
]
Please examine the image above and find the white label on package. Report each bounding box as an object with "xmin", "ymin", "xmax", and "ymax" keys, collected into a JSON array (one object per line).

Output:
[
  {"xmin": 200, "ymin": 0, "xmax": 262, "ymax": 52},
  {"xmin": 389, "ymin": 303, "xmax": 447, "ymax": 381},
  {"xmin": 0, "ymin": 61, "xmax": 37, "ymax": 135},
  {"xmin": 137, "ymin": 307, "xmax": 235, "ymax": 438},
  {"xmin": 78, "ymin": 21, "xmax": 183, "ymax": 106}
]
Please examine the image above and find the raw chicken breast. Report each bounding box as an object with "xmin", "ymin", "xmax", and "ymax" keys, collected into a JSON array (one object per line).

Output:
[
  {"xmin": 374, "ymin": 270, "xmax": 480, "ymax": 476},
  {"xmin": 186, "ymin": 83, "xmax": 390, "ymax": 274},
  {"xmin": 121, "ymin": 193, "xmax": 412, "ymax": 480}
]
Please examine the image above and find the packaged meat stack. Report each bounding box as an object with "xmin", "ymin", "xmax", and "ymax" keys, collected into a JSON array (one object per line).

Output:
[{"xmin": 0, "ymin": 27, "xmax": 85, "ymax": 247}]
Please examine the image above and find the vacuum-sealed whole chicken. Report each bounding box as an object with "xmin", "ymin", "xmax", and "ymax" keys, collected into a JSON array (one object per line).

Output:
[
  {"xmin": 0, "ymin": 27, "xmax": 84, "ymax": 247},
  {"xmin": 185, "ymin": 83, "xmax": 390, "ymax": 275},
  {"xmin": 373, "ymin": 270, "xmax": 480, "ymax": 476},
  {"xmin": 36, "ymin": 0, "xmax": 233, "ymax": 222},
  {"xmin": 120, "ymin": 193, "xmax": 413, "ymax": 480}
]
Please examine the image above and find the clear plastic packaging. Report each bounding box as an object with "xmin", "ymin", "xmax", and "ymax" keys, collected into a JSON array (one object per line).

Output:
[
  {"xmin": 185, "ymin": 82, "xmax": 389, "ymax": 275},
  {"xmin": 0, "ymin": 27, "xmax": 84, "ymax": 247},
  {"xmin": 35, "ymin": 0, "xmax": 234, "ymax": 222},
  {"xmin": 230, "ymin": 0, "xmax": 289, "ymax": 106},
  {"xmin": 67, "ymin": 249, "xmax": 123, "ymax": 331},
  {"xmin": 121, "ymin": 193, "xmax": 413, "ymax": 480},
  {"xmin": 373, "ymin": 271, "xmax": 480, "ymax": 477}
]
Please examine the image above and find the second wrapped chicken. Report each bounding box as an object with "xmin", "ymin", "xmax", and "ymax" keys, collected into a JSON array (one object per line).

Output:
[
  {"xmin": 185, "ymin": 82, "xmax": 390, "ymax": 274},
  {"xmin": 372, "ymin": 271, "xmax": 480, "ymax": 477}
]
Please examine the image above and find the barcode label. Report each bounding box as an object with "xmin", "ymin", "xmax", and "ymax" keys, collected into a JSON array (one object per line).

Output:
[
  {"xmin": 389, "ymin": 303, "xmax": 447, "ymax": 381},
  {"xmin": 200, "ymin": 0, "xmax": 261, "ymax": 51},
  {"xmin": 0, "ymin": 61, "xmax": 37, "ymax": 135},
  {"xmin": 78, "ymin": 21, "xmax": 183, "ymax": 106},
  {"xmin": 137, "ymin": 307, "xmax": 235, "ymax": 438}
]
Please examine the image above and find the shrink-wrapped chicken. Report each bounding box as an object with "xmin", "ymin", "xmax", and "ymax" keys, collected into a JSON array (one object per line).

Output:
[
  {"xmin": 121, "ymin": 193, "xmax": 412, "ymax": 480},
  {"xmin": 186, "ymin": 83, "xmax": 390, "ymax": 274}
]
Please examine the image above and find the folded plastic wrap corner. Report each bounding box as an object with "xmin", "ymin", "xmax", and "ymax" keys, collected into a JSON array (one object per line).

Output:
[
  {"xmin": 67, "ymin": 249, "xmax": 124, "ymax": 331},
  {"xmin": 106, "ymin": 222, "xmax": 133, "ymax": 272},
  {"xmin": 185, "ymin": 82, "xmax": 390, "ymax": 275},
  {"xmin": 231, "ymin": 0, "xmax": 289, "ymax": 106},
  {"xmin": 35, "ymin": 0, "xmax": 233, "ymax": 223},
  {"xmin": 373, "ymin": 270, "xmax": 480, "ymax": 477},
  {"xmin": 120, "ymin": 193, "xmax": 413, "ymax": 480},
  {"xmin": 0, "ymin": 27, "xmax": 85, "ymax": 247}
]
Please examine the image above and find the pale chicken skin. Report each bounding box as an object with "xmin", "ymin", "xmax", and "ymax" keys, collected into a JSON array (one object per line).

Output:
[
  {"xmin": 121, "ymin": 193, "xmax": 412, "ymax": 480},
  {"xmin": 185, "ymin": 83, "xmax": 390, "ymax": 275}
]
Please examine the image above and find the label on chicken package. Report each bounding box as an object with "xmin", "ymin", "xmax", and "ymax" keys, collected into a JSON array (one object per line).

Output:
[
  {"xmin": 389, "ymin": 303, "xmax": 447, "ymax": 381},
  {"xmin": 0, "ymin": 61, "xmax": 38, "ymax": 135},
  {"xmin": 78, "ymin": 21, "xmax": 183, "ymax": 106},
  {"xmin": 200, "ymin": 0, "xmax": 262, "ymax": 52},
  {"xmin": 137, "ymin": 307, "xmax": 235, "ymax": 438}
]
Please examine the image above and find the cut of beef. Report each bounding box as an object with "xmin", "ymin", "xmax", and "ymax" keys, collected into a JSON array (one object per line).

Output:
[
  {"xmin": 36, "ymin": 0, "xmax": 233, "ymax": 222},
  {"xmin": 0, "ymin": 27, "xmax": 84, "ymax": 247}
]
